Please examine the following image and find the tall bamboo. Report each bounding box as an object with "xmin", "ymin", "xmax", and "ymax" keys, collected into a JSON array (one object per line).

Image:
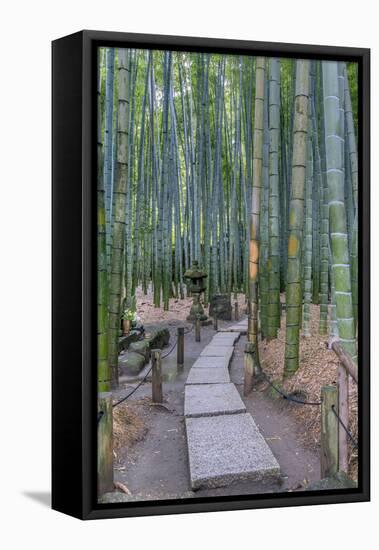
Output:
[
  {"xmin": 267, "ymin": 58, "xmax": 281, "ymax": 338},
  {"xmin": 248, "ymin": 56, "xmax": 265, "ymax": 371},
  {"xmin": 343, "ymin": 65, "xmax": 358, "ymax": 325},
  {"xmin": 103, "ymin": 48, "xmax": 115, "ymax": 274},
  {"xmin": 302, "ymin": 119, "xmax": 313, "ymax": 337},
  {"xmin": 322, "ymin": 61, "xmax": 357, "ymax": 361},
  {"xmin": 108, "ymin": 49, "xmax": 130, "ymax": 387},
  {"xmin": 97, "ymin": 50, "xmax": 110, "ymax": 392},
  {"xmin": 259, "ymin": 74, "xmax": 269, "ymax": 338},
  {"xmin": 284, "ymin": 59, "xmax": 310, "ymax": 376}
]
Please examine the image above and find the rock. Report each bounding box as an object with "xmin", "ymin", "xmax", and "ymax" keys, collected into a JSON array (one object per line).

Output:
[
  {"xmin": 129, "ymin": 341, "xmax": 150, "ymax": 363},
  {"xmin": 120, "ymin": 352, "xmax": 145, "ymax": 376},
  {"xmin": 145, "ymin": 328, "xmax": 170, "ymax": 350},
  {"xmin": 118, "ymin": 330, "xmax": 140, "ymax": 353},
  {"xmin": 209, "ymin": 294, "xmax": 232, "ymax": 320}
]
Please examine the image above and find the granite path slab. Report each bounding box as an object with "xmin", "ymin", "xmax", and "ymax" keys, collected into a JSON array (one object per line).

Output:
[
  {"xmin": 184, "ymin": 383, "xmax": 246, "ymax": 418},
  {"xmin": 186, "ymin": 413, "xmax": 280, "ymax": 489}
]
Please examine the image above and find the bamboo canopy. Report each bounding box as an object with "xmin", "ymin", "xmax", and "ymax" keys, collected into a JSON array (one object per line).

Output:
[{"xmin": 96, "ymin": 50, "xmax": 359, "ymax": 388}]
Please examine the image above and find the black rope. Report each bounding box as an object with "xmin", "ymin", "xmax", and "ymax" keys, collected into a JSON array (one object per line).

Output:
[
  {"xmin": 112, "ymin": 364, "xmax": 153, "ymax": 409},
  {"xmin": 331, "ymin": 405, "xmax": 358, "ymax": 449},
  {"xmin": 183, "ymin": 324, "xmax": 194, "ymax": 335},
  {"xmin": 110, "ymin": 325, "xmax": 193, "ymax": 408},
  {"xmin": 260, "ymin": 370, "xmax": 322, "ymax": 406},
  {"xmin": 161, "ymin": 337, "xmax": 178, "ymax": 359}
]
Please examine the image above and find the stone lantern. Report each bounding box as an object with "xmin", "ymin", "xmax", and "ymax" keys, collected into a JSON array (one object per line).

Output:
[{"xmin": 184, "ymin": 260, "xmax": 209, "ymax": 324}]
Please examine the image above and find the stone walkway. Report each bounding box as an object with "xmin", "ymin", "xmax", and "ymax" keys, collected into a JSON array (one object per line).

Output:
[{"xmin": 184, "ymin": 325, "xmax": 280, "ymax": 490}]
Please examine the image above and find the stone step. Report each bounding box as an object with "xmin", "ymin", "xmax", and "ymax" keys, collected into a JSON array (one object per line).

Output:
[
  {"xmin": 220, "ymin": 326, "xmax": 247, "ymax": 334},
  {"xmin": 185, "ymin": 366, "xmax": 230, "ymax": 385},
  {"xmin": 186, "ymin": 413, "xmax": 281, "ymax": 489},
  {"xmin": 219, "ymin": 319, "xmax": 248, "ymax": 334},
  {"xmin": 210, "ymin": 333, "xmax": 240, "ymax": 345},
  {"xmin": 184, "ymin": 383, "xmax": 246, "ymax": 418},
  {"xmin": 200, "ymin": 345, "xmax": 234, "ymax": 361},
  {"xmin": 191, "ymin": 356, "xmax": 231, "ymax": 369}
]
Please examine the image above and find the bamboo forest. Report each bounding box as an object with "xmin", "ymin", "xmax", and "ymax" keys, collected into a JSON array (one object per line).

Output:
[{"xmin": 97, "ymin": 48, "xmax": 359, "ymax": 503}]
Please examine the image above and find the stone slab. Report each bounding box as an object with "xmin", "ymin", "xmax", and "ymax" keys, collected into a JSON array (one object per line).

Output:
[
  {"xmin": 200, "ymin": 345, "xmax": 234, "ymax": 358},
  {"xmin": 185, "ymin": 366, "xmax": 230, "ymax": 385},
  {"xmin": 220, "ymin": 325, "xmax": 247, "ymax": 334},
  {"xmin": 211, "ymin": 331, "xmax": 240, "ymax": 341},
  {"xmin": 184, "ymin": 383, "xmax": 246, "ymax": 418},
  {"xmin": 185, "ymin": 413, "xmax": 281, "ymax": 489},
  {"xmin": 191, "ymin": 356, "xmax": 231, "ymax": 369}
]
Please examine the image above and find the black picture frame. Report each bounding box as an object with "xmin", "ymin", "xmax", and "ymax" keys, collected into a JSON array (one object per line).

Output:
[{"xmin": 52, "ymin": 30, "xmax": 370, "ymax": 520}]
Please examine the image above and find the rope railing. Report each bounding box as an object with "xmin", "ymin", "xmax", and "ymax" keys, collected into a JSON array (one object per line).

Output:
[
  {"xmin": 98, "ymin": 323, "xmax": 195, "ymax": 419},
  {"xmin": 112, "ymin": 364, "xmax": 153, "ymax": 409},
  {"xmin": 260, "ymin": 370, "xmax": 322, "ymax": 406},
  {"xmin": 259, "ymin": 369, "xmax": 357, "ymax": 447},
  {"xmin": 331, "ymin": 404, "xmax": 358, "ymax": 449},
  {"xmin": 256, "ymin": 362, "xmax": 358, "ymax": 477}
]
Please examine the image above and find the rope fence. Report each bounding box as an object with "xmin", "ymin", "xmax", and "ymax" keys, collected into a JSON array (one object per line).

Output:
[
  {"xmin": 260, "ymin": 370, "xmax": 322, "ymax": 406},
  {"xmin": 255, "ymin": 354, "xmax": 357, "ymax": 478},
  {"xmin": 331, "ymin": 404, "xmax": 358, "ymax": 449},
  {"xmin": 98, "ymin": 323, "xmax": 195, "ymax": 418},
  {"xmin": 100, "ymin": 323, "xmax": 358, "ymax": 482}
]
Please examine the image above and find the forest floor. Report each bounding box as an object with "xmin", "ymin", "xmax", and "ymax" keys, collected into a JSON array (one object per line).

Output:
[
  {"xmin": 107, "ymin": 289, "xmax": 357, "ymax": 503},
  {"xmin": 258, "ymin": 300, "xmax": 358, "ymax": 481}
]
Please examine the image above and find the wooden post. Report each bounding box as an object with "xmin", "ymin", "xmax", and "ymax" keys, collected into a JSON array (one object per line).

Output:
[
  {"xmin": 234, "ymin": 301, "xmax": 239, "ymax": 321},
  {"xmin": 321, "ymin": 385, "xmax": 339, "ymax": 478},
  {"xmin": 195, "ymin": 315, "xmax": 201, "ymax": 342},
  {"xmin": 244, "ymin": 342, "xmax": 255, "ymax": 396},
  {"xmin": 177, "ymin": 327, "xmax": 184, "ymax": 369},
  {"xmin": 151, "ymin": 349, "xmax": 162, "ymax": 403},
  {"xmin": 213, "ymin": 312, "xmax": 218, "ymax": 331},
  {"xmin": 97, "ymin": 392, "xmax": 113, "ymax": 496},
  {"xmin": 338, "ymin": 365, "xmax": 349, "ymax": 472}
]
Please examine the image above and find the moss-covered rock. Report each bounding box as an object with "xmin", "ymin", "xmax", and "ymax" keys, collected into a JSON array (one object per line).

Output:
[
  {"xmin": 118, "ymin": 331, "xmax": 140, "ymax": 353},
  {"xmin": 129, "ymin": 341, "xmax": 150, "ymax": 363},
  {"xmin": 145, "ymin": 328, "xmax": 170, "ymax": 350},
  {"xmin": 120, "ymin": 352, "xmax": 145, "ymax": 376}
]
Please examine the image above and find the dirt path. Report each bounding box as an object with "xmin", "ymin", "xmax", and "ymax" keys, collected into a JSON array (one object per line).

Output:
[{"xmin": 111, "ymin": 318, "xmax": 320, "ymax": 502}]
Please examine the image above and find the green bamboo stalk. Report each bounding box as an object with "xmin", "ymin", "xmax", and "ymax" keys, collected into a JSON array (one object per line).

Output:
[
  {"xmin": 284, "ymin": 59, "xmax": 310, "ymax": 376},
  {"xmin": 322, "ymin": 61, "xmax": 357, "ymax": 361},
  {"xmin": 343, "ymin": 65, "xmax": 358, "ymax": 326},
  {"xmin": 311, "ymin": 108, "xmax": 321, "ymax": 307},
  {"xmin": 343, "ymin": 65, "xmax": 358, "ymax": 213},
  {"xmin": 267, "ymin": 57, "xmax": 281, "ymax": 339},
  {"xmin": 97, "ymin": 49, "xmax": 110, "ymax": 393},
  {"xmin": 318, "ymin": 62, "xmax": 329, "ymax": 335},
  {"xmin": 351, "ymin": 212, "xmax": 358, "ymax": 325},
  {"xmin": 108, "ymin": 49, "xmax": 130, "ymax": 387},
  {"xmin": 302, "ymin": 118, "xmax": 313, "ymax": 337},
  {"xmin": 248, "ymin": 56, "xmax": 266, "ymax": 370},
  {"xmin": 259, "ymin": 73, "xmax": 269, "ymax": 339}
]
